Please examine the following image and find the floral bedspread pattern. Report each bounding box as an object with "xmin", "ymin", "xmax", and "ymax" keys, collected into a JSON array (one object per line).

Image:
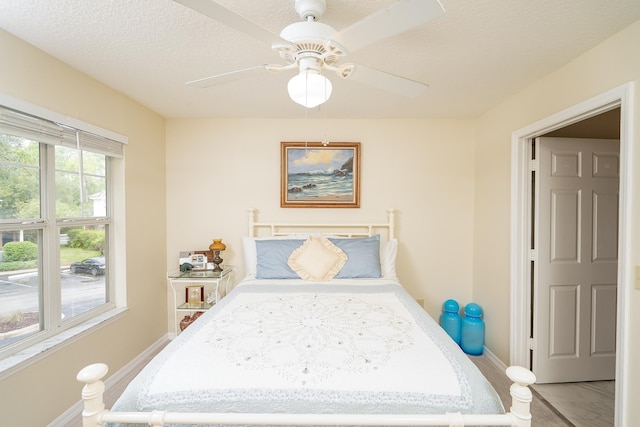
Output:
[{"xmin": 208, "ymin": 292, "xmax": 417, "ymax": 386}]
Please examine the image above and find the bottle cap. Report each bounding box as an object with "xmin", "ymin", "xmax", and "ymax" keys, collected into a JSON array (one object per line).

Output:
[
  {"xmin": 465, "ymin": 303, "xmax": 483, "ymax": 317},
  {"xmin": 443, "ymin": 299, "xmax": 459, "ymax": 312}
]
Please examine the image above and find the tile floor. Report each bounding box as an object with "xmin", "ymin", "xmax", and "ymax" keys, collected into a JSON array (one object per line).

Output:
[{"xmin": 532, "ymin": 381, "xmax": 615, "ymax": 427}]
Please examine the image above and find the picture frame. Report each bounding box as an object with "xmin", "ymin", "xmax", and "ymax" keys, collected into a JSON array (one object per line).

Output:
[
  {"xmin": 281, "ymin": 142, "xmax": 361, "ymax": 208},
  {"xmin": 178, "ymin": 250, "xmax": 212, "ymax": 270},
  {"xmin": 185, "ymin": 285, "xmax": 204, "ymax": 304}
]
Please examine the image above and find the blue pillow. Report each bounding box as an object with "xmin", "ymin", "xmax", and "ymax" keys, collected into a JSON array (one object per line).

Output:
[
  {"xmin": 329, "ymin": 235, "xmax": 381, "ymax": 278},
  {"xmin": 255, "ymin": 239, "xmax": 304, "ymax": 279}
]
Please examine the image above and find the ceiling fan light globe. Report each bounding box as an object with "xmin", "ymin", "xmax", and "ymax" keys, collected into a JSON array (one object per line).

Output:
[{"xmin": 287, "ymin": 71, "xmax": 332, "ymax": 108}]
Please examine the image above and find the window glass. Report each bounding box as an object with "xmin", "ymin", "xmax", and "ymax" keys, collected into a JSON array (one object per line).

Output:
[
  {"xmin": 61, "ymin": 226, "xmax": 107, "ymax": 320},
  {"xmin": 0, "ymin": 228, "xmax": 42, "ymax": 349},
  {"xmin": 55, "ymin": 146, "xmax": 106, "ymax": 218},
  {"xmin": 82, "ymin": 151, "xmax": 106, "ymax": 176},
  {"xmin": 55, "ymin": 145, "xmax": 109, "ymax": 322},
  {"xmin": 0, "ymin": 136, "xmax": 40, "ymax": 220}
]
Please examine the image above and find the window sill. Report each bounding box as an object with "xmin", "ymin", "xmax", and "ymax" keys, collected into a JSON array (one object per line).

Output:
[{"xmin": 0, "ymin": 307, "xmax": 128, "ymax": 381}]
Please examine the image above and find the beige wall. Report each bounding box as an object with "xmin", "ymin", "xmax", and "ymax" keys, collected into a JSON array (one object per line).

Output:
[
  {"xmin": 474, "ymin": 19, "xmax": 640, "ymax": 424},
  {"xmin": 165, "ymin": 118, "xmax": 477, "ymax": 318},
  {"xmin": 0, "ymin": 30, "xmax": 167, "ymax": 426}
]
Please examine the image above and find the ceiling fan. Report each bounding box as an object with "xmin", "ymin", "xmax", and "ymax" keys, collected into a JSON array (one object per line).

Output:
[{"xmin": 174, "ymin": 0, "xmax": 445, "ymax": 108}]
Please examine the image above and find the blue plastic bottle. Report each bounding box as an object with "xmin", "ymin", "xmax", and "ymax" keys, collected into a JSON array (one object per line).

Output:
[
  {"xmin": 439, "ymin": 299, "xmax": 461, "ymax": 345},
  {"xmin": 461, "ymin": 303, "xmax": 485, "ymax": 355}
]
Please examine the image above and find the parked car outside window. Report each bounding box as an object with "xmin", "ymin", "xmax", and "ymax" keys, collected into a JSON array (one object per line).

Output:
[{"xmin": 70, "ymin": 257, "xmax": 105, "ymax": 276}]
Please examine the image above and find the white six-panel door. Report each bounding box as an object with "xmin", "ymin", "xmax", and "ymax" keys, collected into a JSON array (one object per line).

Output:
[{"xmin": 534, "ymin": 137, "xmax": 619, "ymax": 383}]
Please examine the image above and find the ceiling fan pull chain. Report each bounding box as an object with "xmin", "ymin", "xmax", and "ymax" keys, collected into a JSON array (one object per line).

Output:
[
  {"xmin": 305, "ymin": 102, "xmax": 309, "ymax": 154},
  {"xmin": 322, "ymin": 100, "xmax": 329, "ymax": 146}
]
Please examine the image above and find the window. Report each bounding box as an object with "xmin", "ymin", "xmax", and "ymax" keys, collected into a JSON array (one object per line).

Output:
[{"xmin": 0, "ymin": 97, "xmax": 126, "ymax": 361}]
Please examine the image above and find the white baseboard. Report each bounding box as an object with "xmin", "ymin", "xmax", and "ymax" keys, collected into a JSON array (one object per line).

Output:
[
  {"xmin": 482, "ymin": 345, "xmax": 508, "ymax": 371},
  {"xmin": 48, "ymin": 334, "xmax": 171, "ymax": 427}
]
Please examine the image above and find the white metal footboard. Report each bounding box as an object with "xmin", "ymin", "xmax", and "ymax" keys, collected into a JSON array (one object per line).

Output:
[{"xmin": 77, "ymin": 364, "xmax": 536, "ymax": 427}]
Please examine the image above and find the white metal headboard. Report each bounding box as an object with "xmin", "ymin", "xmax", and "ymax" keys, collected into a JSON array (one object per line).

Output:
[{"xmin": 247, "ymin": 208, "xmax": 395, "ymax": 240}]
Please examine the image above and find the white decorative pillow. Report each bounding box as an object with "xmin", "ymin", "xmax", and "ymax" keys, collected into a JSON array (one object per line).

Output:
[{"xmin": 287, "ymin": 236, "xmax": 348, "ymax": 281}]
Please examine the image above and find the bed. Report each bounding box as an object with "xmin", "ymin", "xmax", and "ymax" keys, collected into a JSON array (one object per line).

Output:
[{"xmin": 77, "ymin": 209, "xmax": 536, "ymax": 427}]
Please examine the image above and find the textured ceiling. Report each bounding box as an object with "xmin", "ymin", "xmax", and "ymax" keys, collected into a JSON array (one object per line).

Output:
[{"xmin": 1, "ymin": 0, "xmax": 639, "ymax": 119}]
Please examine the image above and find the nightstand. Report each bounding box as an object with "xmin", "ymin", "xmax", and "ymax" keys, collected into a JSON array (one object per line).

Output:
[{"xmin": 167, "ymin": 266, "xmax": 234, "ymax": 335}]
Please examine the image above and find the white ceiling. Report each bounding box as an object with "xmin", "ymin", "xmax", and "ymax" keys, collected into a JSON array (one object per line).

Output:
[{"xmin": 1, "ymin": 0, "xmax": 639, "ymax": 119}]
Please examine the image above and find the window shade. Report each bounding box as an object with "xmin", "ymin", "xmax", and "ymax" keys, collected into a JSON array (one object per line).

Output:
[{"xmin": 0, "ymin": 105, "xmax": 125, "ymax": 158}]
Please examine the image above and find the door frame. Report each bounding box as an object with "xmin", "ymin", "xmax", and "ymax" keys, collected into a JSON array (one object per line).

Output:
[{"xmin": 510, "ymin": 83, "xmax": 633, "ymax": 423}]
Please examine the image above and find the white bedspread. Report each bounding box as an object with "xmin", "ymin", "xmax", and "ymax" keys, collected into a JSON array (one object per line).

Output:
[{"xmin": 110, "ymin": 279, "xmax": 503, "ymax": 425}]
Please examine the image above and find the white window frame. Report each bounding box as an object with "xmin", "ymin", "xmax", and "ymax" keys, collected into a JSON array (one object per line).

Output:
[{"xmin": 0, "ymin": 93, "xmax": 128, "ymax": 378}]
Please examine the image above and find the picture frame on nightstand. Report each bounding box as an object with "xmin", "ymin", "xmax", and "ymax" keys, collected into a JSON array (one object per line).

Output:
[
  {"xmin": 178, "ymin": 251, "xmax": 211, "ymax": 270},
  {"xmin": 185, "ymin": 285, "xmax": 204, "ymax": 305}
]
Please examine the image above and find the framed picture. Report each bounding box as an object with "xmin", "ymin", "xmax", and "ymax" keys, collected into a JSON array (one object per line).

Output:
[
  {"xmin": 281, "ymin": 141, "xmax": 361, "ymax": 208},
  {"xmin": 185, "ymin": 285, "xmax": 204, "ymax": 304},
  {"xmin": 178, "ymin": 250, "xmax": 212, "ymax": 270}
]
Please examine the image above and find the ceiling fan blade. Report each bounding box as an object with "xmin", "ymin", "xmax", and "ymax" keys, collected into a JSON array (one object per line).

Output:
[
  {"xmin": 332, "ymin": 0, "xmax": 445, "ymax": 53},
  {"xmin": 348, "ymin": 65, "xmax": 428, "ymax": 98},
  {"xmin": 173, "ymin": 0, "xmax": 285, "ymax": 46},
  {"xmin": 187, "ymin": 66, "xmax": 269, "ymax": 88}
]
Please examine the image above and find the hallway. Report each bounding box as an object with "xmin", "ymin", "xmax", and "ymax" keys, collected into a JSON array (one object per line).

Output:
[{"xmin": 533, "ymin": 381, "xmax": 615, "ymax": 426}]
